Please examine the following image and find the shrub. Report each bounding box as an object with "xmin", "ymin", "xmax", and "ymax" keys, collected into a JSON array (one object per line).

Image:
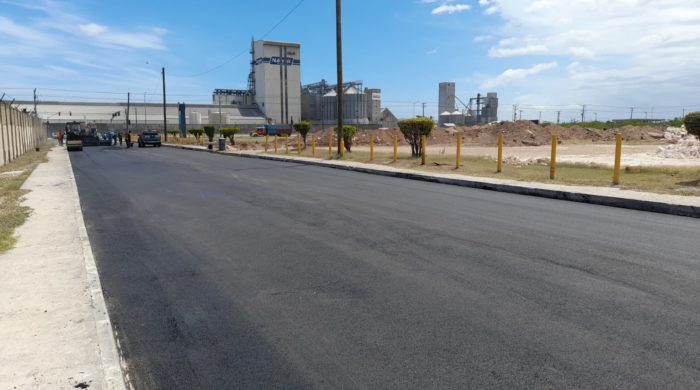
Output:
[
  {"xmin": 167, "ymin": 129, "xmax": 179, "ymax": 138},
  {"xmin": 220, "ymin": 128, "xmax": 240, "ymax": 145},
  {"xmin": 203, "ymin": 126, "xmax": 216, "ymax": 142},
  {"xmin": 398, "ymin": 117, "xmax": 434, "ymax": 156},
  {"xmin": 684, "ymin": 112, "xmax": 700, "ymax": 137},
  {"xmin": 188, "ymin": 128, "xmax": 204, "ymax": 142},
  {"xmin": 334, "ymin": 125, "xmax": 357, "ymax": 152},
  {"xmin": 293, "ymin": 121, "xmax": 311, "ymax": 146}
]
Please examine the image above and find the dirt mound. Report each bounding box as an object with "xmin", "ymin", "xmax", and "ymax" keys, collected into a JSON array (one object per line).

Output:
[{"xmin": 307, "ymin": 122, "xmax": 664, "ymax": 147}]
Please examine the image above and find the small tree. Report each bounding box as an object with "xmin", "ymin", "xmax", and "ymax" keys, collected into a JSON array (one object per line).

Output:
[
  {"xmin": 188, "ymin": 128, "xmax": 204, "ymax": 143},
  {"xmin": 334, "ymin": 125, "xmax": 357, "ymax": 152},
  {"xmin": 293, "ymin": 121, "xmax": 311, "ymax": 146},
  {"xmin": 167, "ymin": 129, "xmax": 179, "ymax": 138},
  {"xmin": 398, "ymin": 117, "xmax": 435, "ymax": 156},
  {"xmin": 203, "ymin": 126, "xmax": 216, "ymax": 143},
  {"xmin": 684, "ymin": 112, "xmax": 700, "ymax": 137},
  {"xmin": 220, "ymin": 128, "xmax": 240, "ymax": 145}
]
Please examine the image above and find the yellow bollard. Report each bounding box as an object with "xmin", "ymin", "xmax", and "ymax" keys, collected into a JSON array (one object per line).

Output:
[
  {"xmin": 455, "ymin": 131, "xmax": 461, "ymax": 169},
  {"xmin": 265, "ymin": 135, "xmax": 269, "ymax": 152},
  {"xmin": 550, "ymin": 134, "xmax": 557, "ymax": 180},
  {"xmin": 328, "ymin": 133, "xmax": 332, "ymax": 156},
  {"xmin": 274, "ymin": 135, "xmax": 278, "ymax": 153},
  {"xmin": 613, "ymin": 133, "xmax": 622, "ymax": 185},
  {"xmin": 297, "ymin": 135, "xmax": 301, "ymax": 155},
  {"xmin": 285, "ymin": 134, "xmax": 289, "ymax": 154},
  {"xmin": 340, "ymin": 137, "xmax": 345, "ymax": 158},
  {"xmin": 497, "ymin": 133, "xmax": 504, "ymax": 173},
  {"xmin": 369, "ymin": 134, "xmax": 374, "ymax": 162},
  {"xmin": 312, "ymin": 135, "xmax": 316, "ymax": 156},
  {"xmin": 393, "ymin": 134, "xmax": 398, "ymax": 162},
  {"xmin": 421, "ymin": 135, "xmax": 426, "ymax": 165}
]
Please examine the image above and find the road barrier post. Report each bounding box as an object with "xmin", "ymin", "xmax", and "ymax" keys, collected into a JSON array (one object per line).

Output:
[
  {"xmin": 550, "ymin": 134, "xmax": 557, "ymax": 180},
  {"xmin": 274, "ymin": 135, "xmax": 278, "ymax": 153},
  {"xmin": 370, "ymin": 134, "xmax": 374, "ymax": 162},
  {"xmin": 455, "ymin": 131, "xmax": 461, "ymax": 169},
  {"xmin": 312, "ymin": 135, "xmax": 316, "ymax": 156},
  {"xmin": 297, "ymin": 135, "xmax": 301, "ymax": 155},
  {"xmin": 613, "ymin": 133, "xmax": 622, "ymax": 185},
  {"xmin": 421, "ymin": 135, "xmax": 426, "ymax": 165},
  {"xmin": 328, "ymin": 133, "xmax": 332, "ymax": 157},
  {"xmin": 340, "ymin": 137, "xmax": 345, "ymax": 158},
  {"xmin": 285, "ymin": 134, "xmax": 289, "ymax": 155},
  {"xmin": 497, "ymin": 133, "xmax": 504, "ymax": 173},
  {"xmin": 265, "ymin": 135, "xmax": 268, "ymax": 152},
  {"xmin": 393, "ymin": 134, "xmax": 398, "ymax": 162}
]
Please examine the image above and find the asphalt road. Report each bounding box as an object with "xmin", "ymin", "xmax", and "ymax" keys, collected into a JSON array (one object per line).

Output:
[{"xmin": 70, "ymin": 145, "xmax": 700, "ymax": 389}]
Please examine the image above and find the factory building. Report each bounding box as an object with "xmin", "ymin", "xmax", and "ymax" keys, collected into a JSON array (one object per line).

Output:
[
  {"xmin": 438, "ymin": 81, "xmax": 498, "ymax": 126},
  {"xmin": 301, "ymin": 80, "xmax": 397, "ymax": 128}
]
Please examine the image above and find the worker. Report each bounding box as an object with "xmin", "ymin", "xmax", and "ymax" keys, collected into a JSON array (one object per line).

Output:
[
  {"xmin": 118, "ymin": 132, "xmax": 123, "ymax": 146},
  {"xmin": 125, "ymin": 131, "xmax": 132, "ymax": 148},
  {"xmin": 57, "ymin": 131, "xmax": 64, "ymax": 146}
]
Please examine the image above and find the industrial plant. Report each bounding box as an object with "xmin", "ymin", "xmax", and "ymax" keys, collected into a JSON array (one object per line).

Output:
[
  {"xmin": 300, "ymin": 80, "xmax": 397, "ymax": 128},
  {"xmin": 438, "ymin": 82, "xmax": 498, "ymax": 126}
]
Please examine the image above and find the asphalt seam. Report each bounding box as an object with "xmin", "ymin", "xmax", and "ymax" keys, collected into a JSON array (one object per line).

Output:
[
  {"xmin": 161, "ymin": 144, "xmax": 700, "ymax": 219},
  {"xmin": 66, "ymin": 149, "xmax": 130, "ymax": 390}
]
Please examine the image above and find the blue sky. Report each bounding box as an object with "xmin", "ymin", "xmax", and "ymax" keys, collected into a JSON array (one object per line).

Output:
[{"xmin": 1, "ymin": 0, "xmax": 699, "ymax": 121}]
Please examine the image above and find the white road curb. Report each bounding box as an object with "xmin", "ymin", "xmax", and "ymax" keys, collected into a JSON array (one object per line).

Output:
[{"xmin": 66, "ymin": 152, "xmax": 129, "ymax": 390}]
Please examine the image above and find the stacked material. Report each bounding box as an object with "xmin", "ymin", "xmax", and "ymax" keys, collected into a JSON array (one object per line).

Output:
[
  {"xmin": 656, "ymin": 126, "xmax": 699, "ymax": 158},
  {"xmin": 663, "ymin": 126, "xmax": 688, "ymax": 143}
]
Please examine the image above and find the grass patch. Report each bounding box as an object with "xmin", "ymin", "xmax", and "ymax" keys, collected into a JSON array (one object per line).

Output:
[
  {"xmin": 0, "ymin": 143, "xmax": 52, "ymax": 253},
  {"xmin": 266, "ymin": 148, "xmax": 700, "ymax": 196}
]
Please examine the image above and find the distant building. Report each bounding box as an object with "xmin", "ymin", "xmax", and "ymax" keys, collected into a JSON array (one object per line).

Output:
[
  {"xmin": 438, "ymin": 82, "xmax": 456, "ymax": 120},
  {"xmin": 301, "ymin": 80, "xmax": 397, "ymax": 127},
  {"xmin": 438, "ymin": 82, "xmax": 498, "ymax": 126}
]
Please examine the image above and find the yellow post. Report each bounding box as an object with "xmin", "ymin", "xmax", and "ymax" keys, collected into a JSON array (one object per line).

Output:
[
  {"xmin": 340, "ymin": 137, "xmax": 345, "ymax": 158},
  {"xmin": 274, "ymin": 135, "xmax": 278, "ymax": 153},
  {"xmin": 265, "ymin": 135, "xmax": 269, "ymax": 152},
  {"xmin": 369, "ymin": 134, "xmax": 374, "ymax": 162},
  {"xmin": 285, "ymin": 134, "xmax": 289, "ymax": 154},
  {"xmin": 421, "ymin": 135, "xmax": 426, "ymax": 165},
  {"xmin": 497, "ymin": 133, "xmax": 504, "ymax": 173},
  {"xmin": 455, "ymin": 131, "xmax": 461, "ymax": 169},
  {"xmin": 312, "ymin": 135, "xmax": 316, "ymax": 156},
  {"xmin": 613, "ymin": 133, "xmax": 622, "ymax": 185},
  {"xmin": 328, "ymin": 133, "xmax": 332, "ymax": 156},
  {"xmin": 296, "ymin": 135, "xmax": 301, "ymax": 155},
  {"xmin": 550, "ymin": 134, "xmax": 557, "ymax": 180}
]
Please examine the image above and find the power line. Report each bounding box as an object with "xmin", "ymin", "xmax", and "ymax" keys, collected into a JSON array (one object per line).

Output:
[{"xmin": 175, "ymin": 0, "xmax": 305, "ymax": 78}]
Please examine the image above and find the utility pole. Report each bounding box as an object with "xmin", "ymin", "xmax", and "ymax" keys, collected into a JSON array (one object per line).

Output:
[
  {"xmin": 162, "ymin": 67, "xmax": 167, "ymax": 141},
  {"xmin": 538, "ymin": 111, "xmax": 542, "ymax": 123},
  {"xmin": 512, "ymin": 104, "xmax": 518, "ymax": 122},
  {"xmin": 335, "ymin": 0, "xmax": 343, "ymax": 155},
  {"xmin": 218, "ymin": 94, "xmax": 222, "ymax": 131},
  {"xmin": 630, "ymin": 107, "xmax": 634, "ymax": 120},
  {"xmin": 519, "ymin": 110, "xmax": 523, "ymax": 120},
  {"xmin": 682, "ymin": 108, "xmax": 685, "ymax": 119},
  {"xmin": 581, "ymin": 104, "xmax": 586, "ymax": 123},
  {"xmin": 126, "ymin": 92, "xmax": 130, "ymax": 133},
  {"xmin": 556, "ymin": 111, "xmax": 561, "ymax": 124},
  {"xmin": 33, "ymin": 88, "xmax": 37, "ymax": 115},
  {"xmin": 422, "ymin": 102, "xmax": 426, "ymax": 117}
]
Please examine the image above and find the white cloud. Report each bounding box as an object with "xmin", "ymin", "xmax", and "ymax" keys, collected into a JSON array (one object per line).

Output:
[
  {"xmin": 476, "ymin": 0, "xmax": 700, "ymax": 114},
  {"xmin": 473, "ymin": 35, "xmax": 493, "ymax": 42},
  {"xmin": 79, "ymin": 22, "xmax": 108, "ymax": 36},
  {"xmin": 432, "ymin": 4, "xmax": 471, "ymax": 15},
  {"xmin": 427, "ymin": 47, "xmax": 439, "ymax": 54},
  {"xmin": 481, "ymin": 62, "xmax": 558, "ymax": 88}
]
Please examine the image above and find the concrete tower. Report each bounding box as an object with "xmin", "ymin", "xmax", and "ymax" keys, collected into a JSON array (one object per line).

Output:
[
  {"xmin": 439, "ymin": 82, "xmax": 456, "ymax": 115},
  {"xmin": 252, "ymin": 40, "xmax": 301, "ymax": 125}
]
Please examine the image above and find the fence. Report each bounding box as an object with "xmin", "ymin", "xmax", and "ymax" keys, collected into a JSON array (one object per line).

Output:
[{"xmin": 0, "ymin": 101, "xmax": 45, "ymax": 167}]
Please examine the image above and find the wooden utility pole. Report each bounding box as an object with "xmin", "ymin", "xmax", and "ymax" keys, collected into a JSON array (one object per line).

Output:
[
  {"xmin": 162, "ymin": 67, "xmax": 167, "ymax": 141},
  {"xmin": 335, "ymin": 0, "xmax": 344, "ymax": 155}
]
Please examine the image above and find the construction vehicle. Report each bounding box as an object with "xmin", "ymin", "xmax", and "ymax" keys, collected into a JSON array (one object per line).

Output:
[{"xmin": 250, "ymin": 124, "xmax": 292, "ymax": 137}]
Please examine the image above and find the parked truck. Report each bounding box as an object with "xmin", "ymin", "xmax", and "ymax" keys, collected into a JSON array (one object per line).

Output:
[{"xmin": 250, "ymin": 124, "xmax": 292, "ymax": 137}]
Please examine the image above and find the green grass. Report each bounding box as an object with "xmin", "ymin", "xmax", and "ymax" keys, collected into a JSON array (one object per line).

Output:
[
  {"xmin": 266, "ymin": 148, "xmax": 700, "ymax": 196},
  {"xmin": 558, "ymin": 119, "xmax": 682, "ymax": 130},
  {"xmin": 0, "ymin": 144, "xmax": 52, "ymax": 253}
]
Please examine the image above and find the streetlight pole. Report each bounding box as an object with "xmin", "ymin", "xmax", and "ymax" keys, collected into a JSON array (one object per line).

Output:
[{"xmin": 335, "ymin": 0, "xmax": 344, "ymax": 155}]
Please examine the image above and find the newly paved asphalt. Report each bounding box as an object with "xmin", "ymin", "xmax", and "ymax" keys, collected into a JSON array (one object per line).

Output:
[{"xmin": 70, "ymin": 145, "xmax": 700, "ymax": 389}]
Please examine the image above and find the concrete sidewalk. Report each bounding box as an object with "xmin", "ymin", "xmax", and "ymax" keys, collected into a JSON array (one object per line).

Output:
[
  {"xmin": 0, "ymin": 147, "xmax": 126, "ymax": 389},
  {"xmin": 165, "ymin": 143, "xmax": 700, "ymax": 218}
]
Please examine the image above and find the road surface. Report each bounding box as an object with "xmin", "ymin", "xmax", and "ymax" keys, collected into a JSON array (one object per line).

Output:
[{"xmin": 70, "ymin": 146, "xmax": 700, "ymax": 389}]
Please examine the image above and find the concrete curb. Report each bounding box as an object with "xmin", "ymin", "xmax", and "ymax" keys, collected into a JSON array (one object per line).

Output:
[
  {"xmin": 162, "ymin": 144, "xmax": 700, "ymax": 219},
  {"xmin": 66, "ymin": 150, "xmax": 130, "ymax": 390}
]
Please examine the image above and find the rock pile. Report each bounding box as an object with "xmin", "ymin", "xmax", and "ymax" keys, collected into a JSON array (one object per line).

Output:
[{"xmin": 656, "ymin": 126, "xmax": 699, "ymax": 158}]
